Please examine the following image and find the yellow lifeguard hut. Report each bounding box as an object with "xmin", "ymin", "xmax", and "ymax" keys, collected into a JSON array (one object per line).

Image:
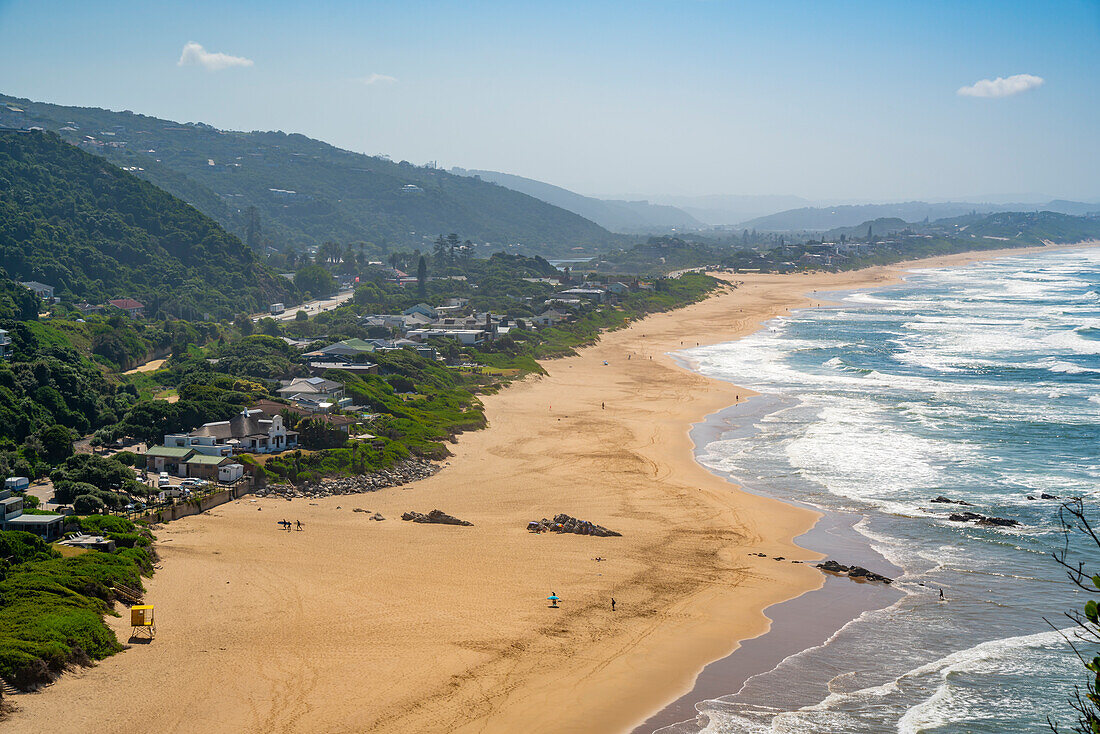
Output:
[{"xmin": 130, "ymin": 604, "xmax": 156, "ymax": 638}]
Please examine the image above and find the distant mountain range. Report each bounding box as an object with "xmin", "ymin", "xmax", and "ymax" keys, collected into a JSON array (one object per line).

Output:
[
  {"xmin": 0, "ymin": 94, "xmax": 621, "ymax": 257},
  {"xmin": 739, "ymin": 200, "xmax": 1100, "ymax": 232},
  {"xmin": 449, "ymin": 168, "xmax": 703, "ymax": 233}
]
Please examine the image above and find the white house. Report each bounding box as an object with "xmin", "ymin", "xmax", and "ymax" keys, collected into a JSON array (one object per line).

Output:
[{"xmin": 20, "ymin": 281, "xmax": 55, "ymax": 301}]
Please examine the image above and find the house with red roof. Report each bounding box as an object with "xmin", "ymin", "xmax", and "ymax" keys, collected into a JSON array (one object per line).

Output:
[{"xmin": 108, "ymin": 298, "xmax": 145, "ymax": 318}]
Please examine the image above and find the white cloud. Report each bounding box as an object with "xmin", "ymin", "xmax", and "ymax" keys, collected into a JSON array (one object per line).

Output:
[
  {"xmin": 357, "ymin": 73, "xmax": 397, "ymax": 86},
  {"xmin": 957, "ymin": 73, "xmax": 1044, "ymax": 98},
  {"xmin": 177, "ymin": 42, "xmax": 254, "ymax": 71}
]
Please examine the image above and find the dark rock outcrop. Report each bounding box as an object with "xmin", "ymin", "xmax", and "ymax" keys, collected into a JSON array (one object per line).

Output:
[
  {"xmin": 402, "ymin": 509, "xmax": 472, "ymax": 526},
  {"xmin": 815, "ymin": 559, "xmax": 892, "ymax": 584},
  {"xmin": 948, "ymin": 512, "xmax": 1020, "ymax": 527},
  {"xmin": 530, "ymin": 513, "xmax": 622, "ymax": 537},
  {"xmin": 931, "ymin": 496, "xmax": 972, "ymax": 506}
]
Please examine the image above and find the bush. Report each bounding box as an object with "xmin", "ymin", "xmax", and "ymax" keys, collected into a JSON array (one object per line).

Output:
[{"xmin": 0, "ymin": 531, "xmax": 153, "ymax": 689}]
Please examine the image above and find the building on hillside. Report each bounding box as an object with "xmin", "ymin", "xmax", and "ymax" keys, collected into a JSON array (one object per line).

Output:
[
  {"xmin": 276, "ymin": 376, "xmax": 345, "ymax": 401},
  {"xmin": 556, "ymin": 287, "xmax": 607, "ymax": 302},
  {"xmin": 0, "ymin": 488, "xmax": 65, "ymax": 539},
  {"xmin": 301, "ymin": 338, "xmax": 377, "ymax": 361},
  {"xmin": 20, "ymin": 281, "xmax": 55, "ymax": 301},
  {"xmin": 308, "ymin": 413, "xmax": 358, "ymax": 433},
  {"xmin": 406, "ymin": 328, "xmax": 487, "ymax": 346},
  {"xmin": 144, "ymin": 445, "xmax": 196, "ymax": 475},
  {"xmin": 183, "ymin": 453, "xmax": 240, "ymax": 482},
  {"xmin": 532, "ymin": 309, "xmax": 570, "ymax": 327},
  {"xmin": 306, "ymin": 360, "xmax": 379, "ymax": 376},
  {"xmin": 162, "ymin": 434, "xmax": 234, "ymax": 457},
  {"xmin": 403, "ymin": 303, "xmax": 439, "ymax": 320},
  {"xmin": 108, "ymin": 298, "xmax": 145, "ymax": 318},
  {"xmin": 191, "ymin": 410, "xmax": 298, "ymax": 454},
  {"xmin": 606, "ymin": 281, "xmax": 631, "ymax": 295},
  {"xmin": 0, "ymin": 328, "xmax": 11, "ymax": 359},
  {"xmin": 75, "ymin": 302, "xmax": 105, "ymax": 315}
]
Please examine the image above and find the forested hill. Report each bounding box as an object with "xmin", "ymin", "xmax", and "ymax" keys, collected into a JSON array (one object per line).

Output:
[
  {"xmin": 0, "ymin": 94, "xmax": 621, "ymax": 256},
  {"xmin": 0, "ymin": 130, "xmax": 297, "ymax": 319}
]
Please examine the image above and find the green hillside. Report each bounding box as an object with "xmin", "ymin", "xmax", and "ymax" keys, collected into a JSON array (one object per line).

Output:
[
  {"xmin": 0, "ymin": 129, "xmax": 297, "ymax": 319},
  {"xmin": 0, "ymin": 94, "xmax": 621, "ymax": 256}
]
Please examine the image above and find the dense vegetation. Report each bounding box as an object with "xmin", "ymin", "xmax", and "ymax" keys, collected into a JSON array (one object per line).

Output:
[
  {"xmin": 0, "ymin": 521, "xmax": 153, "ymax": 690},
  {"xmin": 0, "ymin": 94, "xmax": 621, "ymax": 256},
  {"xmin": 0, "ymin": 129, "xmax": 297, "ymax": 318}
]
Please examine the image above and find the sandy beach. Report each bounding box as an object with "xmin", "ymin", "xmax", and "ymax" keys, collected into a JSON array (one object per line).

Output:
[{"xmin": 9, "ymin": 244, "xmax": 1094, "ymax": 734}]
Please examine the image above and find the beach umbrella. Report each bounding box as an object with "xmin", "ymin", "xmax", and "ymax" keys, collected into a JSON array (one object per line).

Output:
[{"xmin": 547, "ymin": 595, "xmax": 560, "ymax": 601}]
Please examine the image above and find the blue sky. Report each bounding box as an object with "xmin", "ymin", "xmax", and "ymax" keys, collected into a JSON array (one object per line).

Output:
[{"xmin": 1, "ymin": 0, "xmax": 1097, "ymax": 202}]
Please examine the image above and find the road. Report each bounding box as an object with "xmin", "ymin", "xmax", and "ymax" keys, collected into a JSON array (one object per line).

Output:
[{"xmin": 254, "ymin": 288, "xmax": 355, "ymax": 322}]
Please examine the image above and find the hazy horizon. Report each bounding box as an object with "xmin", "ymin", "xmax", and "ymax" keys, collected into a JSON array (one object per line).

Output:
[{"xmin": 1, "ymin": 0, "xmax": 1097, "ymax": 202}]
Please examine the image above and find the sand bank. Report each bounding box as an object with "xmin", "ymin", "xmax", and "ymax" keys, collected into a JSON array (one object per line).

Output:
[{"xmin": 10, "ymin": 243, "xmax": 1095, "ymax": 734}]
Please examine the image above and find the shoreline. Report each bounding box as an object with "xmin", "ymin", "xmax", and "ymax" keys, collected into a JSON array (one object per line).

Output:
[
  {"xmin": 7, "ymin": 241, "xmax": 1098, "ymax": 734},
  {"xmin": 630, "ymin": 239, "xmax": 1100, "ymax": 732}
]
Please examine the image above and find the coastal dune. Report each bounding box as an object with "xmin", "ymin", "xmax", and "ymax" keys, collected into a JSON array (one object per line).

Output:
[{"xmin": 9, "ymin": 253, "xmax": 1057, "ymax": 734}]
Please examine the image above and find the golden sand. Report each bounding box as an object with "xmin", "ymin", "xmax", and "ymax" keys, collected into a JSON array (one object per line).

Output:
[{"xmin": 10, "ymin": 245, "xmax": 1092, "ymax": 734}]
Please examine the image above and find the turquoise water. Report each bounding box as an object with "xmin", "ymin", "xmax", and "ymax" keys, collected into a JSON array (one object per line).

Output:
[{"xmin": 674, "ymin": 247, "xmax": 1100, "ymax": 732}]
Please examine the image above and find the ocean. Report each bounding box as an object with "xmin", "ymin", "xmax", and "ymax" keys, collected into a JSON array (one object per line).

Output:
[{"xmin": 666, "ymin": 247, "xmax": 1100, "ymax": 733}]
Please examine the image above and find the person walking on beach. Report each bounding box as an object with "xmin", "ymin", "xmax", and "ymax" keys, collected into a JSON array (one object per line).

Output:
[
  {"xmin": 611, "ymin": 598, "xmax": 616, "ymax": 612},
  {"xmin": 939, "ymin": 588, "xmax": 946, "ymax": 601},
  {"xmin": 601, "ymin": 402, "xmax": 605, "ymax": 409},
  {"xmin": 296, "ymin": 520, "xmax": 303, "ymax": 531}
]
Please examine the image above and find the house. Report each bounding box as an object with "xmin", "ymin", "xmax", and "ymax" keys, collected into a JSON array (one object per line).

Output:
[
  {"xmin": 162, "ymin": 433, "xmax": 234, "ymax": 457},
  {"xmin": 190, "ymin": 410, "xmax": 298, "ymax": 454},
  {"xmin": 301, "ymin": 338, "xmax": 377, "ymax": 361},
  {"xmin": 75, "ymin": 302, "xmax": 105, "ymax": 315},
  {"xmin": 20, "ymin": 281, "xmax": 55, "ymax": 301},
  {"xmin": 309, "ymin": 413, "xmax": 358, "ymax": 433},
  {"xmin": 144, "ymin": 445, "xmax": 196, "ymax": 475},
  {"xmin": 606, "ymin": 281, "xmax": 631, "ymax": 295},
  {"xmin": 532, "ymin": 309, "xmax": 570, "ymax": 328},
  {"xmin": 406, "ymin": 328, "xmax": 487, "ymax": 346},
  {"xmin": 277, "ymin": 376, "xmax": 345, "ymax": 401},
  {"xmin": 556, "ymin": 287, "xmax": 607, "ymax": 302},
  {"xmin": 108, "ymin": 298, "xmax": 145, "ymax": 318},
  {"xmin": 306, "ymin": 360, "xmax": 379, "ymax": 375},
  {"xmin": 0, "ymin": 329, "xmax": 11, "ymax": 359},
  {"xmin": 183, "ymin": 453, "xmax": 240, "ymax": 481},
  {"xmin": 403, "ymin": 303, "xmax": 439, "ymax": 320},
  {"xmin": 0, "ymin": 488, "xmax": 65, "ymax": 539}
]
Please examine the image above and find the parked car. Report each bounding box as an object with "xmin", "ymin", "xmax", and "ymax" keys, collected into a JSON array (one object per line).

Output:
[{"xmin": 158, "ymin": 476, "xmax": 170, "ymax": 488}]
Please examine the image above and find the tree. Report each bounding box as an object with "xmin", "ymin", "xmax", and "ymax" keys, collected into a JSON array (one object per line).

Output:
[
  {"xmin": 32, "ymin": 425, "xmax": 77, "ymax": 464},
  {"xmin": 295, "ymin": 309, "xmax": 309, "ymax": 321},
  {"xmin": 1051, "ymin": 499, "xmax": 1100, "ymax": 733},
  {"xmin": 259, "ymin": 317, "xmax": 281, "ymax": 337},
  {"xmin": 433, "ymin": 235, "xmax": 447, "ymax": 264},
  {"xmin": 296, "ymin": 417, "xmax": 349, "ymax": 450},
  {"xmin": 294, "ymin": 265, "xmax": 337, "ymax": 298},
  {"xmin": 417, "ymin": 256, "xmax": 428, "ymax": 298},
  {"xmin": 73, "ymin": 494, "xmax": 105, "ymax": 515},
  {"xmin": 234, "ymin": 314, "xmax": 254, "ymax": 336}
]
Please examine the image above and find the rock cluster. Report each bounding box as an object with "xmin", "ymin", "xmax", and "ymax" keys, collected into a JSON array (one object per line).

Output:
[
  {"xmin": 531, "ymin": 514, "xmax": 621, "ymax": 537},
  {"xmin": 948, "ymin": 512, "xmax": 1020, "ymax": 527},
  {"xmin": 352, "ymin": 508, "xmax": 386, "ymax": 520},
  {"xmin": 402, "ymin": 509, "xmax": 472, "ymax": 526},
  {"xmin": 816, "ymin": 560, "xmax": 893, "ymax": 584},
  {"xmin": 1026, "ymin": 493, "xmax": 1060, "ymax": 500},
  {"xmin": 930, "ymin": 496, "xmax": 972, "ymax": 506},
  {"xmin": 254, "ymin": 459, "xmax": 439, "ymax": 499}
]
